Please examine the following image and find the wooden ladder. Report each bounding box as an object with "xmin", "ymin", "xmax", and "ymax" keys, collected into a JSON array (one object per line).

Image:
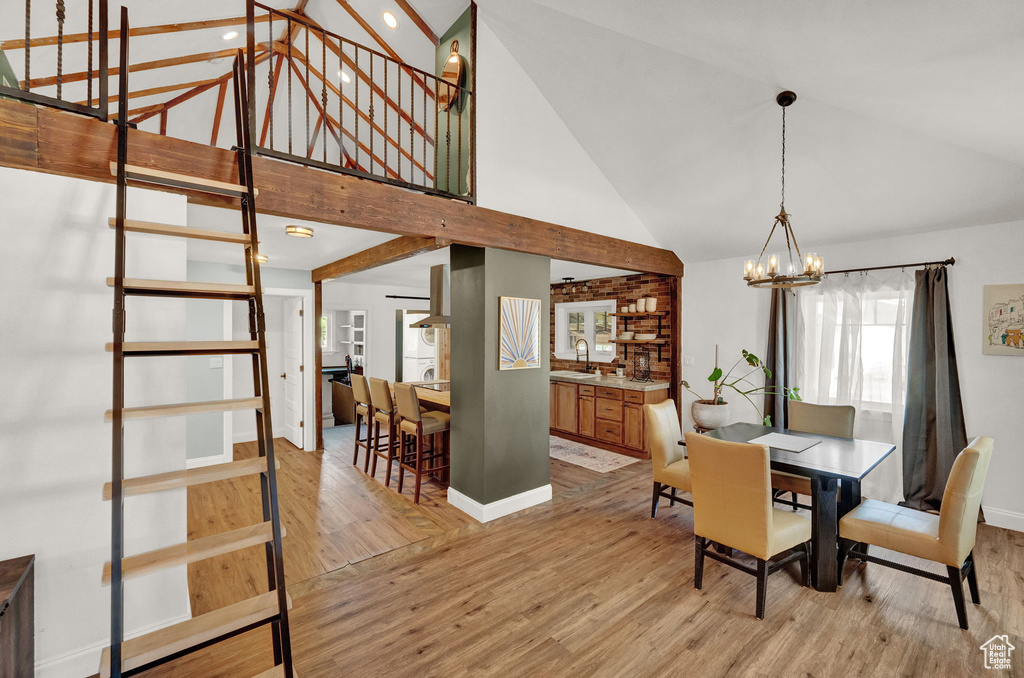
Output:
[{"xmin": 103, "ymin": 8, "xmax": 292, "ymax": 677}]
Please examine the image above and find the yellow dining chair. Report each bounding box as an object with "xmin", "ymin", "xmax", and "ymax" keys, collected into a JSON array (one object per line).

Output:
[
  {"xmin": 686, "ymin": 432, "xmax": 811, "ymax": 619},
  {"xmin": 350, "ymin": 374, "xmax": 374, "ymax": 471},
  {"xmin": 771, "ymin": 401, "xmax": 855, "ymax": 509},
  {"xmin": 645, "ymin": 400, "xmax": 692, "ymax": 518},
  {"xmin": 838, "ymin": 436, "xmax": 993, "ymax": 629},
  {"xmin": 394, "ymin": 383, "xmax": 451, "ymax": 504}
]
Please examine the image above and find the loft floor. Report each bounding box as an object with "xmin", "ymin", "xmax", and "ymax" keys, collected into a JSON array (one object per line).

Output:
[{"xmin": 138, "ymin": 429, "xmax": 1023, "ymax": 677}]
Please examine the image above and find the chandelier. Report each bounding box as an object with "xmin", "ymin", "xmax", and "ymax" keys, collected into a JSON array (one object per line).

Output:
[{"xmin": 743, "ymin": 91, "xmax": 824, "ymax": 288}]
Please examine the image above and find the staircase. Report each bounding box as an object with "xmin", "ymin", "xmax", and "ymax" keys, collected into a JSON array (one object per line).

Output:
[{"xmin": 102, "ymin": 8, "xmax": 292, "ymax": 677}]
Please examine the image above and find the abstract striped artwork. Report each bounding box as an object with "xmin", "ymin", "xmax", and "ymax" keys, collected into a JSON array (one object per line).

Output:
[{"xmin": 499, "ymin": 296, "xmax": 541, "ymax": 370}]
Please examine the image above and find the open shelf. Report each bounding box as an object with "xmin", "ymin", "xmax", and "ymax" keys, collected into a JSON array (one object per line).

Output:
[
  {"xmin": 611, "ymin": 339, "xmax": 667, "ymax": 345},
  {"xmin": 609, "ymin": 311, "xmax": 668, "ymax": 318}
]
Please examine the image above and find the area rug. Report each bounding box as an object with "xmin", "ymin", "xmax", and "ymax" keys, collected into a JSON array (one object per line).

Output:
[{"xmin": 549, "ymin": 436, "xmax": 640, "ymax": 473}]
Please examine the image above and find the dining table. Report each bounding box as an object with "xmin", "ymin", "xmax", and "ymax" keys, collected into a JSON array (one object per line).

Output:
[
  {"xmin": 682, "ymin": 421, "xmax": 896, "ymax": 592},
  {"xmin": 394, "ymin": 380, "xmax": 450, "ymax": 413}
]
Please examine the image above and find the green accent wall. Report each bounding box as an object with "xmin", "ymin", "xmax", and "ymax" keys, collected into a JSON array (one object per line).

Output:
[
  {"xmin": 450, "ymin": 245, "xmax": 551, "ymax": 504},
  {"xmin": 435, "ymin": 7, "xmax": 472, "ymax": 196},
  {"xmin": 0, "ymin": 50, "xmax": 18, "ymax": 91}
]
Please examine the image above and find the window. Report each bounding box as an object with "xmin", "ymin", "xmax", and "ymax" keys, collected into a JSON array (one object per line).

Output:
[
  {"xmin": 320, "ymin": 311, "xmax": 335, "ymax": 354},
  {"xmin": 554, "ymin": 300, "xmax": 618, "ymax": 362}
]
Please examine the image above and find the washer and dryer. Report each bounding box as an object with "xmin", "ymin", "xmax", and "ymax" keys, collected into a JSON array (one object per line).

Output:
[{"xmin": 402, "ymin": 312, "xmax": 437, "ymax": 381}]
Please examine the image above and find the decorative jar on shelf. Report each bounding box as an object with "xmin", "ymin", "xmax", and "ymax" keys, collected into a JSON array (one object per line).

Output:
[
  {"xmin": 636, "ymin": 298, "xmax": 647, "ymax": 312},
  {"xmin": 620, "ymin": 306, "xmax": 629, "ymax": 313},
  {"xmin": 628, "ymin": 303, "xmax": 637, "ymax": 313},
  {"xmin": 646, "ymin": 297, "xmax": 658, "ymax": 312}
]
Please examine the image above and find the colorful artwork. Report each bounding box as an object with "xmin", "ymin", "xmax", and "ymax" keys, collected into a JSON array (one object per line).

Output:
[
  {"xmin": 984, "ymin": 284, "xmax": 1024, "ymax": 356},
  {"xmin": 499, "ymin": 296, "xmax": 541, "ymax": 370}
]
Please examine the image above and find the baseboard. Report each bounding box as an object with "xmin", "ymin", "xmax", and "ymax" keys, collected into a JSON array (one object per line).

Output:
[
  {"xmin": 233, "ymin": 431, "xmax": 257, "ymax": 444},
  {"xmin": 35, "ymin": 611, "xmax": 192, "ymax": 678},
  {"xmin": 983, "ymin": 506, "xmax": 1024, "ymax": 533},
  {"xmin": 448, "ymin": 484, "xmax": 552, "ymax": 523},
  {"xmin": 186, "ymin": 453, "xmax": 229, "ymax": 469}
]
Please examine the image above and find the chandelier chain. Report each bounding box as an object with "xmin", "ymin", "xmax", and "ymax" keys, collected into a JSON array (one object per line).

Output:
[{"xmin": 780, "ymin": 106, "xmax": 786, "ymax": 209}]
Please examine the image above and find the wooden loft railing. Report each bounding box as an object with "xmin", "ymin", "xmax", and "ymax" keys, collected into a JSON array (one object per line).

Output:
[
  {"xmin": 246, "ymin": 1, "xmax": 475, "ymax": 202},
  {"xmin": 0, "ymin": 0, "xmax": 109, "ymax": 119}
]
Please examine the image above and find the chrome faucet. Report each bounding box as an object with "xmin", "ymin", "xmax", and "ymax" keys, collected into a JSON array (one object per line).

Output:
[{"xmin": 574, "ymin": 338, "xmax": 591, "ymax": 373}]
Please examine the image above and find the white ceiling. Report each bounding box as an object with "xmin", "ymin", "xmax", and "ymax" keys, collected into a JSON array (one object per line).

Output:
[{"xmin": 478, "ymin": 0, "xmax": 1024, "ymax": 261}]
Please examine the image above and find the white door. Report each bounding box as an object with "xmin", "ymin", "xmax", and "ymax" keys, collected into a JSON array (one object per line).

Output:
[{"xmin": 281, "ymin": 297, "xmax": 305, "ymax": 448}]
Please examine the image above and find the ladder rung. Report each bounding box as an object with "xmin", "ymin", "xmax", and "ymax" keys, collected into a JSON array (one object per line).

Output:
[
  {"xmin": 110, "ymin": 162, "xmax": 258, "ymax": 198},
  {"xmin": 107, "ymin": 341, "xmax": 260, "ymax": 356},
  {"xmin": 105, "ymin": 397, "xmax": 263, "ymax": 422},
  {"xmin": 103, "ymin": 457, "xmax": 278, "ymax": 500},
  {"xmin": 99, "ymin": 590, "xmax": 291, "ymax": 678},
  {"xmin": 109, "ymin": 278, "xmax": 255, "ymax": 299},
  {"xmin": 108, "ymin": 217, "xmax": 250, "ymax": 244},
  {"xmin": 102, "ymin": 521, "xmax": 283, "ymax": 585}
]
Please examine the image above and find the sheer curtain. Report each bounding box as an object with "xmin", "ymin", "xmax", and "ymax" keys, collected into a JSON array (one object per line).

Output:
[{"xmin": 794, "ymin": 269, "xmax": 914, "ymax": 502}]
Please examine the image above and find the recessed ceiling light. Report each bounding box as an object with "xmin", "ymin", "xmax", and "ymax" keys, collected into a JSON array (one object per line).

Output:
[
  {"xmin": 382, "ymin": 11, "xmax": 398, "ymax": 29},
  {"xmin": 338, "ymin": 70, "xmax": 351, "ymax": 84},
  {"xmin": 285, "ymin": 225, "xmax": 314, "ymax": 238},
  {"xmin": 254, "ymin": 253, "xmax": 268, "ymax": 264},
  {"xmin": 222, "ymin": 30, "xmax": 239, "ymax": 41}
]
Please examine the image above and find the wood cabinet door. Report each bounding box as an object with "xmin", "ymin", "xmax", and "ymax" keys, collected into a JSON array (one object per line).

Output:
[
  {"xmin": 623, "ymin": 403, "xmax": 643, "ymax": 450},
  {"xmin": 550, "ymin": 382, "xmax": 557, "ymax": 428},
  {"xmin": 579, "ymin": 396, "xmax": 595, "ymax": 438},
  {"xmin": 554, "ymin": 382, "xmax": 578, "ymax": 432}
]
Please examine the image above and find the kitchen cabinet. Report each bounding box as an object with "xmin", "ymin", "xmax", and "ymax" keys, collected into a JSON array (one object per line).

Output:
[
  {"xmin": 553, "ymin": 381, "xmax": 579, "ymax": 433},
  {"xmin": 549, "ymin": 380, "xmax": 668, "ymax": 457}
]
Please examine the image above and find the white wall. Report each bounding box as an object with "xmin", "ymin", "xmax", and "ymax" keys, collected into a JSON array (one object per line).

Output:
[
  {"xmin": 475, "ymin": 19, "xmax": 661, "ymax": 248},
  {"xmin": 682, "ymin": 220, "xmax": 1024, "ymax": 532},
  {"xmin": 0, "ymin": 168, "xmax": 191, "ymax": 677}
]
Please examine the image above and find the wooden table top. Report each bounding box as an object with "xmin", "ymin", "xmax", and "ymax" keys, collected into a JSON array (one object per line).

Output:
[
  {"xmin": 691, "ymin": 422, "xmax": 895, "ymax": 482},
  {"xmin": 393, "ymin": 382, "xmax": 450, "ymax": 410}
]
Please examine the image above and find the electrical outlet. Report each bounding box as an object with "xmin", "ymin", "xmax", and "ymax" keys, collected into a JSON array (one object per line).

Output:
[
  {"xmin": 683, "ymin": 356, "xmax": 695, "ymax": 366},
  {"xmin": 210, "ymin": 357, "xmax": 224, "ymax": 369}
]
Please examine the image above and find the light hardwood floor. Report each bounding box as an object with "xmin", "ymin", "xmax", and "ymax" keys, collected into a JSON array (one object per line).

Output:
[{"xmin": 140, "ymin": 427, "xmax": 1024, "ymax": 677}]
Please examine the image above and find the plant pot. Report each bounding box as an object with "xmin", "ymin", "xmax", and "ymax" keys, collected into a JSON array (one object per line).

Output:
[{"xmin": 691, "ymin": 399, "xmax": 730, "ymax": 429}]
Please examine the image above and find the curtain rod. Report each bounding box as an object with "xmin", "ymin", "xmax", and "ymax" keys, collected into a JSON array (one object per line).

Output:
[
  {"xmin": 824, "ymin": 257, "xmax": 955, "ymax": 277},
  {"xmin": 386, "ymin": 295, "xmax": 430, "ymax": 300}
]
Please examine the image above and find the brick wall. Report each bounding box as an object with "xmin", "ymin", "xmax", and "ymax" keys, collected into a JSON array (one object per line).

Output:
[{"xmin": 550, "ymin": 273, "xmax": 674, "ymax": 382}]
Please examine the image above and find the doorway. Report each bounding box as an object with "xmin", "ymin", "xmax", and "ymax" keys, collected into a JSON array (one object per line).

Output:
[{"xmin": 225, "ymin": 287, "xmax": 316, "ymax": 453}]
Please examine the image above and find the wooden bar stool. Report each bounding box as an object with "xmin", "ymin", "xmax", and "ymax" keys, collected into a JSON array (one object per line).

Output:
[
  {"xmin": 394, "ymin": 383, "xmax": 450, "ymax": 504},
  {"xmin": 351, "ymin": 374, "xmax": 373, "ymax": 471},
  {"xmin": 367, "ymin": 377, "xmax": 401, "ymax": 483}
]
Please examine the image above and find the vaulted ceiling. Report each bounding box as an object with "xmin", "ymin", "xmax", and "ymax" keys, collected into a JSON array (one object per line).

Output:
[{"xmin": 478, "ymin": 0, "xmax": 1024, "ymax": 261}]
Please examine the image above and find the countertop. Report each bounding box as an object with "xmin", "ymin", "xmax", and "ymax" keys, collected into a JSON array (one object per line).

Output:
[{"xmin": 549, "ymin": 372, "xmax": 670, "ymax": 392}]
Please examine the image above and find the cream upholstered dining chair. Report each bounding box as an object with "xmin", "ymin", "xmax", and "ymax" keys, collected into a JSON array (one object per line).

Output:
[
  {"xmin": 645, "ymin": 400, "xmax": 692, "ymax": 518},
  {"xmin": 686, "ymin": 432, "xmax": 811, "ymax": 620},
  {"xmin": 394, "ymin": 383, "xmax": 450, "ymax": 504},
  {"xmin": 771, "ymin": 401, "xmax": 856, "ymax": 509},
  {"xmin": 838, "ymin": 436, "xmax": 993, "ymax": 630},
  {"xmin": 367, "ymin": 377, "xmax": 402, "ymax": 484},
  {"xmin": 350, "ymin": 374, "xmax": 374, "ymax": 471}
]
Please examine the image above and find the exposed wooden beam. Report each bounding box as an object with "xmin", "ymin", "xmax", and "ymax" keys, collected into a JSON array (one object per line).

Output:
[
  {"xmin": 282, "ymin": 45, "xmax": 433, "ymax": 180},
  {"xmin": 76, "ymin": 78, "xmax": 220, "ymax": 106},
  {"xmin": 211, "ymin": 81, "xmax": 228, "ymax": 146},
  {"xmin": 159, "ymin": 110, "xmax": 168, "ymax": 136},
  {"xmin": 24, "ymin": 45, "xmax": 270, "ymax": 90},
  {"xmin": 393, "ymin": 0, "xmax": 440, "ymax": 46},
  {"xmin": 0, "ymin": 98, "xmax": 685, "ymax": 277},
  {"xmin": 1, "ymin": 15, "xmax": 270, "ymax": 51},
  {"xmin": 333, "ymin": 0, "xmax": 403, "ymax": 61},
  {"xmin": 313, "ymin": 280, "xmax": 323, "ymax": 451},
  {"xmin": 312, "ymin": 236, "xmax": 448, "ymax": 282}
]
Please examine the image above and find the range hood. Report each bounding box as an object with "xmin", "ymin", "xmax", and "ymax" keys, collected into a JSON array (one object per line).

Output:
[{"xmin": 409, "ymin": 264, "xmax": 450, "ymax": 328}]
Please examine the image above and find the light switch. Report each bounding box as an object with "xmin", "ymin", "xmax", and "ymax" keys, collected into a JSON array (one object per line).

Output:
[
  {"xmin": 210, "ymin": 357, "xmax": 224, "ymax": 369},
  {"xmin": 683, "ymin": 356, "xmax": 695, "ymax": 366}
]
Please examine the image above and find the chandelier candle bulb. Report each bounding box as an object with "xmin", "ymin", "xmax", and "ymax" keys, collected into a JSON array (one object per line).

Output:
[
  {"xmin": 814, "ymin": 255, "xmax": 825, "ymax": 275},
  {"xmin": 744, "ymin": 260, "xmax": 755, "ymax": 280},
  {"xmin": 768, "ymin": 254, "xmax": 779, "ymax": 277},
  {"xmin": 805, "ymin": 253, "xmax": 815, "ymax": 273},
  {"xmin": 755, "ymin": 262, "xmax": 765, "ymax": 279}
]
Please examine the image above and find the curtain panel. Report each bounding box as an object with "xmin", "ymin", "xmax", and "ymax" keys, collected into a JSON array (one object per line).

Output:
[
  {"xmin": 901, "ymin": 266, "xmax": 968, "ymax": 511},
  {"xmin": 793, "ymin": 270, "xmax": 914, "ymax": 502},
  {"xmin": 764, "ymin": 288, "xmax": 795, "ymax": 428}
]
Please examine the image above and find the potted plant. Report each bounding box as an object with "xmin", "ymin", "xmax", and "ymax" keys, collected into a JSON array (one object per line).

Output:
[{"xmin": 682, "ymin": 346, "xmax": 801, "ymax": 429}]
